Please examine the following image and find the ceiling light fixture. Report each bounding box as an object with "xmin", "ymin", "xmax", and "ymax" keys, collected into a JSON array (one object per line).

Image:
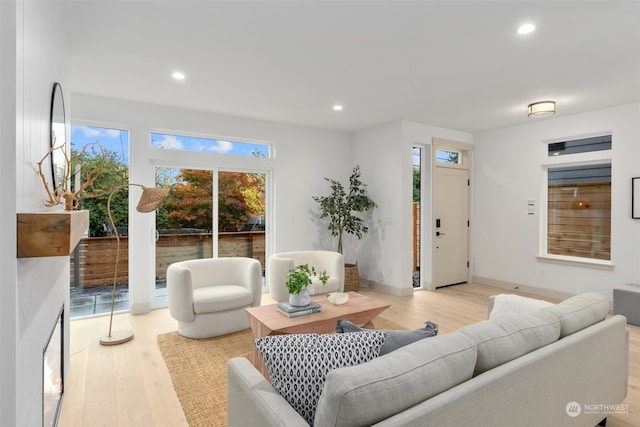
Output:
[
  {"xmin": 528, "ymin": 101, "xmax": 556, "ymax": 118},
  {"xmin": 517, "ymin": 23, "xmax": 536, "ymax": 35},
  {"xmin": 172, "ymin": 71, "xmax": 186, "ymax": 80},
  {"xmin": 333, "ymin": 104, "xmax": 343, "ymax": 111}
]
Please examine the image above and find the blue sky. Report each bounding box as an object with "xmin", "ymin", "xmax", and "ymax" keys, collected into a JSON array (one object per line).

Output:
[
  {"xmin": 70, "ymin": 125, "xmax": 269, "ymax": 164},
  {"xmin": 71, "ymin": 125, "xmax": 130, "ymax": 163},
  {"xmin": 150, "ymin": 132, "xmax": 268, "ymax": 158}
]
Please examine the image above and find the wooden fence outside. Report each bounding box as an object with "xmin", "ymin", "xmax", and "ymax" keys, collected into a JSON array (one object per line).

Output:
[
  {"xmin": 548, "ymin": 182, "xmax": 611, "ymax": 260},
  {"xmin": 71, "ymin": 231, "xmax": 265, "ymax": 287}
]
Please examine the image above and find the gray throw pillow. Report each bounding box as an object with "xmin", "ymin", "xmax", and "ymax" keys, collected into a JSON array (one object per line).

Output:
[{"xmin": 335, "ymin": 319, "xmax": 438, "ymax": 355}]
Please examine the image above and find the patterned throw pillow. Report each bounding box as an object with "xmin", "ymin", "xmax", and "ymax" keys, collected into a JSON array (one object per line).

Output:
[{"xmin": 254, "ymin": 331, "xmax": 387, "ymax": 425}]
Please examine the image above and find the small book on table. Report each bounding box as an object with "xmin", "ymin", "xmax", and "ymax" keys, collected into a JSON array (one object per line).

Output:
[{"xmin": 276, "ymin": 301, "xmax": 322, "ymax": 317}]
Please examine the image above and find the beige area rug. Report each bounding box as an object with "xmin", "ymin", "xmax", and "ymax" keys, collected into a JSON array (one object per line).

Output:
[{"xmin": 157, "ymin": 317, "xmax": 402, "ymax": 427}]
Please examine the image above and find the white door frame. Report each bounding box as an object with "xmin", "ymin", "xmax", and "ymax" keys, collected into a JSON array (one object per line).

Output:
[{"xmin": 428, "ymin": 138, "xmax": 473, "ymax": 290}]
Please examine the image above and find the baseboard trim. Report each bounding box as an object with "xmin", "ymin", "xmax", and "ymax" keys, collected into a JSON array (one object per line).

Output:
[
  {"xmin": 130, "ymin": 302, "xmax": 151, "ymax": 315},
  {"xmin": 361, "ymin": 276, "xmax": 585, "ymax": 301},
  {"xmin": 360, "ymin": 279, "xmax": 414, "ymax": 297},
  {"xmin": 472, "ymin": 276, "xmax": 574, "ymax": 302}
]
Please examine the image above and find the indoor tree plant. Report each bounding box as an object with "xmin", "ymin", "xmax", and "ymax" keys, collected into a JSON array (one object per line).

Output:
[
  {"xmin": 286, "ymin": 264, "xmax": 329, "ymax": 306},
  {"xmin": 313, "ymin": 165, "xmax": 376, "ymax": 291}
]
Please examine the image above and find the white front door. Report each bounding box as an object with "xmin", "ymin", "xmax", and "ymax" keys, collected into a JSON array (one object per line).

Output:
[{"xmin": 433, "ymin": 167, "xmax": 469, "ymax": 287}]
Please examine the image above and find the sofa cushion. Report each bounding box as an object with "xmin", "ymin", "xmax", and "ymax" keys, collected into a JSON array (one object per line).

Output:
[
  {"xmin": 254, "ymin": 331, "xmax": 386, "ymax": 425},
  {"xmin": 335, "ymin": 319, "xmax": 439, "ymax": 355},
  {"xmin": 192, "ymin": 285, "xmax": 253, "ymax": 313},
  {"xmin": 458, "ymin": 310, "xmax": 560, "ymax": 376},
  {"xmin": 313, "ymin": 332, "xmax": 477, "ymax": 427},
  {"xmin": 541, "ymin": 292, "xmax": 609, "ymax": 338},
  {"xmin": 488, "ymin": 294, "xmax": 553, "ymax": 319}
]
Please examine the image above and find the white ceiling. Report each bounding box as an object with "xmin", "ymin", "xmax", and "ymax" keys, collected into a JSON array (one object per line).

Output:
[{"xmin": 63, "ymin": 0, "xmax": 640, "ymax": 134}]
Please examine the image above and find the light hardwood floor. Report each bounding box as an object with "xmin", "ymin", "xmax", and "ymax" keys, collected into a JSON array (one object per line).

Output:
[{"xmin": 58, "ymin": 283, "xmax": 638, "ymax": 427}]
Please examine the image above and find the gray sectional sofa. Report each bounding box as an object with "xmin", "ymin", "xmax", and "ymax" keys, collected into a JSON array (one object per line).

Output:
[{"xmin": 227, "ymin": 292, "xmax": 628, "ymax": 426}]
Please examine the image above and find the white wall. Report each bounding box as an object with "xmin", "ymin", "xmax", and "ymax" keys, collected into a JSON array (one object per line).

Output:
[
  {"xmin": 2, "ymin": 0, "xmax": 71, "ymax": 425},
  {"xmin": 351, "ymin": 121, "xmax": 403, "ymax": 291},
  {"xmin": 473, "ymin": 103, "xmax": 640, "ymax": 300},
  {"xmin": 0, "ymin": 1, "xmax": 18, "ymax": 424},
  {"xmin": 352, "ymin": 120, "xmax": 472, "ymax": 296},
  {"xmin": 71, "ymin": 93, "xmax": 353, "ymax": 312}
]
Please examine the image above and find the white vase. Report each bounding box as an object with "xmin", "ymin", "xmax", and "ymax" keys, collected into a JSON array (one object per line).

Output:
[{"xmin": 289, "ymin": 287, "xmax": 311, "ymax": 306}]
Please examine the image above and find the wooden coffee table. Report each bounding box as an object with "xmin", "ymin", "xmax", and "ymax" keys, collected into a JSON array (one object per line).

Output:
[{"xmin": 245, "ymin": 291, "xmax": 390, "ymax": 377}]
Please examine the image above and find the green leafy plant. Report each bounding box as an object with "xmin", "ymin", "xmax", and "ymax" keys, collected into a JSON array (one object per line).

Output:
[
  {"xmin": 313, "ymin": 165, "xmax": 377, "ymax": 255},
  {"xmin": 286, "ymin": 264, "xmax": 329, "ymax": 295}
]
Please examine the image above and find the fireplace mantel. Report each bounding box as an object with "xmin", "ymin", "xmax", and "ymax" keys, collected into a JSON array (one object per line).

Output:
[{"xmin": 17, "ymin": 210, "xmax": 89, "ymax": 258}]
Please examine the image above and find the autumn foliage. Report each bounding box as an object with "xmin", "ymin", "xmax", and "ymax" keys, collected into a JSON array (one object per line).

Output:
[
  {"xmin": 164, "ymin": 169, "xmax": 265, "ymax": 232},
  {"xmin": 76, "ymin": 145, "xmax": 266, "ymax": 234}
]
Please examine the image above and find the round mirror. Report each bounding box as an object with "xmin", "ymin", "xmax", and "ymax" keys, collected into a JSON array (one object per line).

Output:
[{"xmin": 50, "ymin": 82, "xmax": 67, "ymax": 196}]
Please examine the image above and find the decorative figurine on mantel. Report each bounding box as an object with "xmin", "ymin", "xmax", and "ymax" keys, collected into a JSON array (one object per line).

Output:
[{"xmin": 37, "ymin": 140, "xmax": 106, "ymax": 210}]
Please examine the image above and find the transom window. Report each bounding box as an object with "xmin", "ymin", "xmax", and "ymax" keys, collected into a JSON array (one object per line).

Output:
[
  {"xmin": 436, "ymin": 149, "xmax": 461, "ymax": 164},
  {"xmin": 548, "ymin": 135, "xmax": 611, "ymax": 156},
  {"xmin": 150, "ymin": 132, "xmax": 270, "ymax": 158}
]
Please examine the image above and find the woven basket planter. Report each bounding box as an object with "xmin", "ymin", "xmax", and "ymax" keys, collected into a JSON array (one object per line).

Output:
[{"xmin": 344, "ymin": 263, "xmax": 360, "ymax": 292}]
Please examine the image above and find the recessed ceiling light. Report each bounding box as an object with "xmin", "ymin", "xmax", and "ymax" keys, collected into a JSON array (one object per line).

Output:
[
  {"xmin": 172, "ymin": 71, "xmax": 186, "ymax": 80},
  {"xmin": 517, "ymin": 23, "xmax": 536, "ymax": 35},
  {"xmin": 333, "ymin": 105, "xmax": 343, "ymax": 111}
]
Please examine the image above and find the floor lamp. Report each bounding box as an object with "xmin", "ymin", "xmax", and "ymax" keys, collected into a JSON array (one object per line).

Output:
[{"xmin": 99, "ymin": 183, "xmax": 169, "ymax": 346}]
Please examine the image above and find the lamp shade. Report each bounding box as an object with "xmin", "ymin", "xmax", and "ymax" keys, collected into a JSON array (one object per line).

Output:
[
  {"xmin": 528, "ymin": 101, "xmax": 555, "ymax": 118},
  {"xmin": 136, "ymin": 187, "xmax": 170, "ymax": 213}
]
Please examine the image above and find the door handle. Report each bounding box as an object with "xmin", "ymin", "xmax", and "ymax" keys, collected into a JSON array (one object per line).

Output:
[{"xmin": 436, "ymin": 231, "xmax": 446, "ymax": 236}]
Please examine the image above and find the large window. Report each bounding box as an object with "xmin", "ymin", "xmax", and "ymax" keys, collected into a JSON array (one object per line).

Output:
[
  {"xmin": 69, "ymin": 125, "xmax": 131, "ymax": 318},
  {"xmin": 544, "ymin": 135, "xmax": 612, "ymax": 262},
  {"xmin": 150, "ymin": 130, "xmax": 271, "ymax": 306}
]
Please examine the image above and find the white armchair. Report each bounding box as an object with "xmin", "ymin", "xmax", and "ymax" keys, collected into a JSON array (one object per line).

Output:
[
  {"xmin": 167, "ymin": 257, "xmax": 262, "ymax": 338},
  {"xmin": 267, "ymin": 251, "xmax": 344, "ymax": 303}
]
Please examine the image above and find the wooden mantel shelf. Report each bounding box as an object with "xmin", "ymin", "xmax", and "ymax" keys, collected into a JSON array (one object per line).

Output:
[{"xmin": 17, "ymin": 210, "xmax": 90, "ymax": 258}]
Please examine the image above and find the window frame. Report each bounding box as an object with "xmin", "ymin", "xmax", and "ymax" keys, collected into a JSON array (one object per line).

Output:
[
  {"xmin": 149, "ymin": 130, "xmax": 272, "ymax": 159},
  {"xmin": 539, "ymin": 135, "xmax": 614, "ymax": 268},
  {"xmin": 435, "ymin": 148, "xmax": 462, "ymax": 165},
  {"xmin": 433, "ymin": 142, "xmax": 470, "ymax": 171}
]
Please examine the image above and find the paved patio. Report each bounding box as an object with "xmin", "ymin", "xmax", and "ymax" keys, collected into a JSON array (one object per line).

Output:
[
  {"xmin": 70, "ymin": 277, "xmax": 265, "ymax": 317},
  {"xmin": 69, "ymin": 281, "xmax": 167, "ymax": 318}
]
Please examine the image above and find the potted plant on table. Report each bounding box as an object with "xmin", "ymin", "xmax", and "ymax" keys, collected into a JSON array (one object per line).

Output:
[
  {"xmin": 313, "ymin": 165, "xmax": 377, "ymax": 292},
  {"xmin": 286, "ymin": 264, "xmax": 329, "ymax": 307}
]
